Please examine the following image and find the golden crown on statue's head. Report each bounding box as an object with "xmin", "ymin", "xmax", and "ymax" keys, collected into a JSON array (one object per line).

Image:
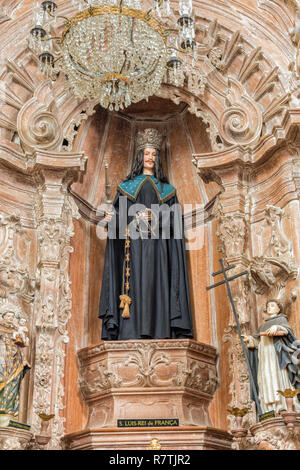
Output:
[{"xmin": 136, "ymin": 128, "xmax": 163, "ymax": 152}]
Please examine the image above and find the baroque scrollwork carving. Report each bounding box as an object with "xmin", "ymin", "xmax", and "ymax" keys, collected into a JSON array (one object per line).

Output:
[
  {"xmin": 62, "ymin": 102, "xmax": 96, "ymax": 152},
  {"xmin": 181, "ymin": 361, "xmax": 219, "ymax": 395},
  {"xmin": 79, "ymin": 363, "xmax": 122, "ymax": 399},
  {"xmin": 122, "ymin": 343, "xmax": 172, "ymax": 387},
  {"xmin": 82, "ymin": 339, "xmax": 216, "ymax": 357},
  {"xmin": 186, "ymin": 72, "xmax": 207, "ymax": 97},
  {"xmin": 0, "ymin": 427, "xmax": 33, "ymax": 450},
  {"xmin": 219, "ymin": 79, "xmax": 263, "ymax": 147},
  {"xmin": 0, "ymin": 6, "xmax": 11, "ymax": 25},
  {"xmin": 251, "ymin": 427, "xmax": 300, "ymax": 450},
  {"xmin": 78, "ymin": 340, "xmax": 218, "ymax": 399},
  {"xmin": 77, "ymin": 340, "xmax": 218, "ymax": 429},
  {"xmin": 17, "ymin": 81, "xmax": 62, "ymax": 153},
  {"xmin": 233, "ymin": 418, "xmax": 300, "ymax": 450},
  {"xmin": 215, "ymin": 205, "xmax": 248, "ymax": 259},
  {"xmin": 249, "ymin": 205, "xmax": 298, "ymax": 295},
  {"xmin": 223, "ymin": 328, "xmax": 257, "ymax": 430}
]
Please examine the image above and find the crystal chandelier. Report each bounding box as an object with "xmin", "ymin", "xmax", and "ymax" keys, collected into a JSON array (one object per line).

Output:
[{"xmin": 29, "ymin": 0, "xmax": 197, "ymax": 111}]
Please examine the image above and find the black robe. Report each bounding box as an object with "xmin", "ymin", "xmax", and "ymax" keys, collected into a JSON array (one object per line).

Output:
[{"xmin": 99, "ymin": 177, "xmax": 194, "ymax": 340}]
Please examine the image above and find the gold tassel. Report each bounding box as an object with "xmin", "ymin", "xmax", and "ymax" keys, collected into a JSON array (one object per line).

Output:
[
  {"xmin": 119, "ymin": 296, "xmax": 125, "ymax": 308},
  {"xmin": 122, "ymin": 302, "xmax": 130, "ymax": 319},
  {"xmin": 119, "ymin": 294, "xmax": 131, "ymax": 318}
]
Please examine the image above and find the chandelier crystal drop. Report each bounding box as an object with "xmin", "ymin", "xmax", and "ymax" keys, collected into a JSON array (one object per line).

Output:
[{"xmin": 29, "ymin": 0, "xmax": 197, "ymax": 111}]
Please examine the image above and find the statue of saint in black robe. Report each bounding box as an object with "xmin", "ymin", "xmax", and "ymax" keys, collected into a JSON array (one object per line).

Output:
[{"xmin": 98, "ymin": 173, "xmax": 194, "ymax": 340}]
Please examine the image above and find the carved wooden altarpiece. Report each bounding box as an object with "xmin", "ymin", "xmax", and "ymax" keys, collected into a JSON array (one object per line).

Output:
[{"xmin": 0, "ymin": 0, "xmax": 300, "ymax": 450}]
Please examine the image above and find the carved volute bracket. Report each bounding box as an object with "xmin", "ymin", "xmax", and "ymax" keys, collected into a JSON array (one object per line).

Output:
[
  {"xmin": 17, "ymin": 81, "xmax": 62, "ymax": 154},
  {"xmin": 219, "ymin": 79, "xmax": 263, "ymax": 147}
]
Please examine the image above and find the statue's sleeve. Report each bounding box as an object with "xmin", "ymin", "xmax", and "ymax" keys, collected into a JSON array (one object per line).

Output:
[
  {"xmin": 98, "ymin": 192, "xmax": 124, "ymax": 340},
  {"xmin": 273, "ymin": 327, "xmax": 300, "ymax": 390},
  {"xmin": 166, "ymin": 195, "xmax": 193, "ymax": 336}
]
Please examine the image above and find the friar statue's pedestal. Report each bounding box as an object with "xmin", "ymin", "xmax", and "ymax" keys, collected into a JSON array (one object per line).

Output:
[
  {"xmin": 63, "ymin": 340, "xmax": 232, "ymax": 450},
  {"xmin": 0, "ymin": 426, "xmax": 33, "ymax": 450}
]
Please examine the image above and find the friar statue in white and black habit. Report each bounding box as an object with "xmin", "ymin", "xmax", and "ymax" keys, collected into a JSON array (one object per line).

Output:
[
  {"xmin": 244, "ymin": 299, "xmax": 300, "ymax": 414},
  {"xmin": 98, "ymin": 128, "xmax": 194, "ymax": 341}
]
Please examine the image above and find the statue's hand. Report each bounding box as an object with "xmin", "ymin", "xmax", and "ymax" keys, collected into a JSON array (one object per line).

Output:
[
  {"xmin": 265, "ymin": 325, "xmax": 288, "ymax": 336},
  {"xmin": 242, "ymin": 335, "xmax": 257, "ymax": 348},
  {"xmin": 104, "ymin": 210, "xmax": 113, "ymax": 222},
  {"xmin": 242, "ymin": 334, "xmax": 250, "ymax": 344}
]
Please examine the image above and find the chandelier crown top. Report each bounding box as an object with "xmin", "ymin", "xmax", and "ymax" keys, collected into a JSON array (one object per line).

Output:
[{"xmin": 136, "ymin": 128, "xmax": 163, "ymax": 152}]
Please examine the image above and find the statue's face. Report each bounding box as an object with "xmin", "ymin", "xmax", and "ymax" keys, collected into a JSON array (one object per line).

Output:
[
  {"xmin": 143, "ymin": 147, "xmax": 156, "ymax": 172},
  {"xmin": 266, "ymin": 301, "xmax": 280, "ymax": 316}
]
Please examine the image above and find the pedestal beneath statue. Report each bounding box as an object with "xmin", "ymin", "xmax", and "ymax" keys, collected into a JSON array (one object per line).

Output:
[
  {"xmin": 63, "ymin": 339, "xmax": 232, "ymax": 450},
  {"xmin": 0, "ymin": 426, "xmax": 33, "ymax": 450},
  {"xmin": 232, "ymin": 415, "xmax": 300, "ymax": 450}
]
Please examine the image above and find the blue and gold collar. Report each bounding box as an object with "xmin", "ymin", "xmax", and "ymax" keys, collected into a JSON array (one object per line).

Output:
[{"xmin": 117, "ymin": 174, "xmax": 176, "ymax": 203}]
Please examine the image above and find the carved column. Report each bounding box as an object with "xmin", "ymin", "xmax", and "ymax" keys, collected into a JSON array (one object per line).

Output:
[
  {"xmin": 214, "ymin": 202, "xmax": 256, "ymax": 428},
  {"xmin": 30, "ymin": 153, "xmax": 86, "ymax": 449}
]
